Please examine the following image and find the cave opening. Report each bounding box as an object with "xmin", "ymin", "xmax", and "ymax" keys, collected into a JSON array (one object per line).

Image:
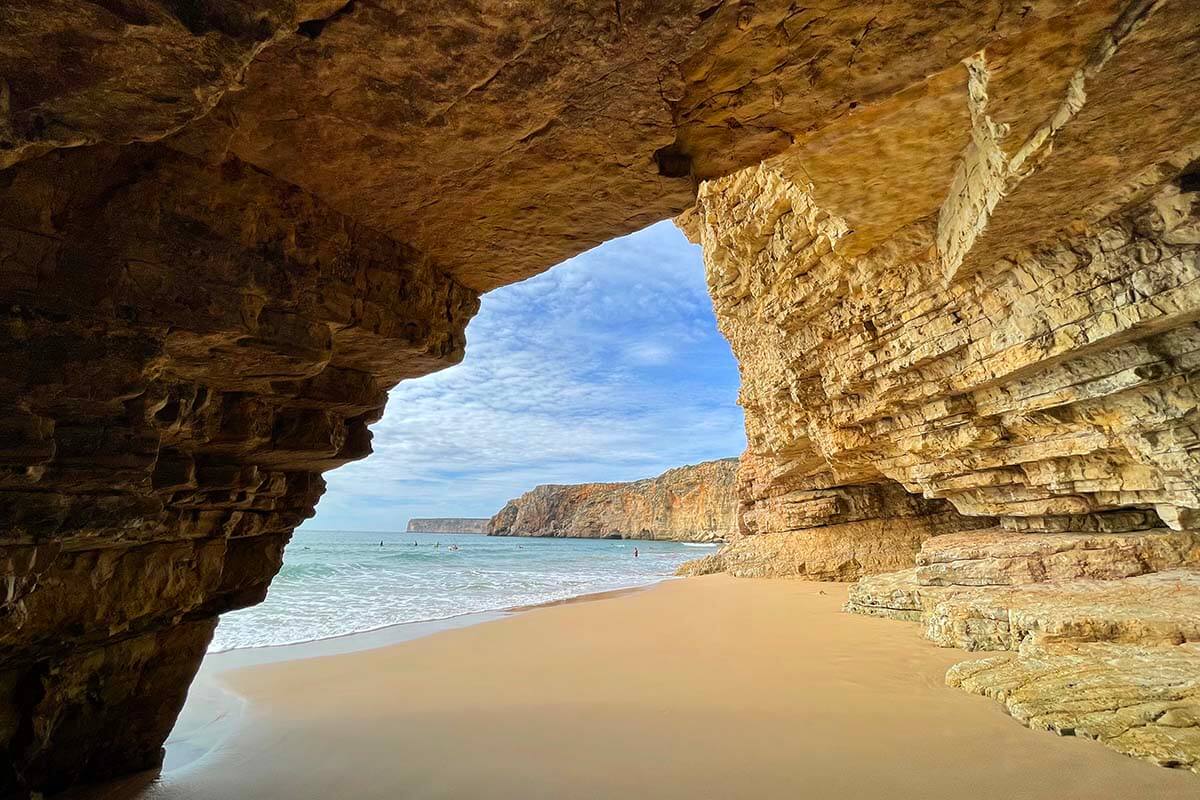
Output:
[
  {"xmin": 207, "ymin": 219, "xmax": 746, "ymax": 654},
  {"xmin": 144, "ymin": 218, "xmax": 749, "ymax": 774},
  {"xmin": 4, "ymin": 0, "xmax": 1200, "ymax": 793}
]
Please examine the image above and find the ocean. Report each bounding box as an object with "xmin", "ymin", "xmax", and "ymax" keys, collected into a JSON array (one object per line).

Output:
[{"xmin": 209, "ymin": 529, "xmax": 717, "ymax": 652}]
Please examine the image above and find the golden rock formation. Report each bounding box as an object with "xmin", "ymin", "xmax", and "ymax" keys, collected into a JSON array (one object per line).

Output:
[
  {"xmin": 1, "ymin": 0, "xmax": 1199, "ymax": 791},
  {"xmin": 678, "ymin": 0, "xmax": 1200, "ymax": 770},
  {"xmin": 488, "ymin": 459, "xmax": 737, "ymax": 542}
]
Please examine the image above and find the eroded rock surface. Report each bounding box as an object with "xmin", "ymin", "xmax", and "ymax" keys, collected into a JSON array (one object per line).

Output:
[
  {"xmin": 846, "ymin": 537, "xmax": 1200, "ymax": 646},
  {"xmin": 679, "ymin": 478, "xmax": 991, "ymax": 578},
  {"xmin": 0, "ymin": 144, "xmax": 476, "ymax": 794},
  {"xmin": 3, "ymin": 0, "xmax": 1200, "ymax": 792},
  {"xmin": 488, "ymin": 459, "xmax": 737, "ymax": 542},
  {"xmin": 948, "ymin": 642, "xmax": 1200, "ymax": 773},
  {"xmin": 676, "ymin": 0, "xmax": 1200, "ymax": 774},
  {"xmin": 845, "ymin": 532, "xmax": 1200, "ymax": 770},
  {"xmin": 685, "ymin": 156, "xmax": 1200, "ymax": 547},
  {"xmin": 3, "ymin": 1, "xmax": 1084, "ymax": 289}
]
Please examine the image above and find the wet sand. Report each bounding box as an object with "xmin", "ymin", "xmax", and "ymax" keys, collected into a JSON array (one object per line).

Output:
[{"xmin": 75, "ymin": 575, "xmax": 1197, "ymax": 799}]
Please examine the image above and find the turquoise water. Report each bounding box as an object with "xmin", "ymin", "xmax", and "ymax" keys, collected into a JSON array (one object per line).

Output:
[{"xmin": 210, "ymin": 530, "xmax": 716, "ymax": 652}]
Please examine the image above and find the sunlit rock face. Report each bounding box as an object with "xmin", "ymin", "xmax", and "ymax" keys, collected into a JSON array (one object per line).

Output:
[
  {"xmin": 686, "ymin": 162, "xmax": 1200, "ymax": 562},
  {"xmin": 2, "ymin": 0, "xmax": 1199, "ymax": 792},
  {"xmin": 682, "ymin": 0, "xmax": 1200, "ymax": 771},
  {"xmin": 488, "ymin": 459, "xmax": 738, "ymax": 542},
  {"xmin": 679, "ymin": 470, "xmax": 994, "ymax": 579}
]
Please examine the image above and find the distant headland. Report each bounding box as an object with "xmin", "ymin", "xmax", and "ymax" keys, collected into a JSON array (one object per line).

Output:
[
  {"xmin": 405, "ymin": 518, "xmax": 489, "ymax": 534},
  {"xmin": 487, "ymin": 458, "xmax": 738, "ymax": 542}
]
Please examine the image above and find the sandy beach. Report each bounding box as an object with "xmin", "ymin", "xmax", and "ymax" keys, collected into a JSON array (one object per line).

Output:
[{"xmin": 73, "ymin": 576, "xmax": 1196, "ymax": 800}]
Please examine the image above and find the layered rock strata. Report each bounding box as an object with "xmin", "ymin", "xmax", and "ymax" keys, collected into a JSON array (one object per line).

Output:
[
  {"xmin": 947, "ymin": 642, "xmax": 1200, "ymax": 773},
  {"xmin": 2, "ymin": 0, "xmax": 1200, "ymax": 793},
  {"xmin": 406, "ymin": 518, "xmax": 489, "ymax": 534},
  {"xmin": 676, "ymin": 0, "xmax": 1200, "ymax": 772},
  {"xmin": 488, "ymin": 459, "xmax": 737, "ymax": 542},
  {"xmin": 846, "ymin": 535, "xmax": 1200, "ymax": 646},
  {"xmin": 684, "ymin": 156, "xmax": 1200, "ymax": 564},
  {"xmin": 680, "ymin": 469, "xmax": 994, "ymax": 578},
  {"xmin": 0, "ymin": 143, "xmax": 477, "ymax": 794},
  {"xmin": 846, "ymin": 531, "xmax": 1200, "ymax": 772}
]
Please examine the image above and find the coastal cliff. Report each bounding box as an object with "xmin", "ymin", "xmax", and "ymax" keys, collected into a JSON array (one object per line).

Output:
[
  {"xmin": 3, "ymin": 0, "xmax": 1200, "ymax": 791},
  {"xmin": 677, "ymin": 7, "xmax": 1200, "ymax": 770},
  {"xmin": 406, "ymin": 518, "xmax": 488, "ymax": 534},
  {"xmin": 488, "ymin": 460, "xmax": 737, "ymax": 542}
]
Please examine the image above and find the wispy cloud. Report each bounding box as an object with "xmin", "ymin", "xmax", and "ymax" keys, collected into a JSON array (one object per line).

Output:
[{"xmin": 305, "ymin": 221, "xmax": 746, "ymax": 531}]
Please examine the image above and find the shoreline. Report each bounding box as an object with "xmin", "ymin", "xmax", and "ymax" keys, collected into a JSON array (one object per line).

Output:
[
  {"xmin": 164, "ymin": 580, "xmax": 670, "ymax": 774},
  {"xmin": 77, "ymin": 576, "xmax": 1196, "ymax": 800},
  {"xmin": 206, "ymin": 532, "xmax": 719, "ymax": 655},
  {"xmin": 206, "ymin": 577, "xmax": 674, "ymax": 659}
]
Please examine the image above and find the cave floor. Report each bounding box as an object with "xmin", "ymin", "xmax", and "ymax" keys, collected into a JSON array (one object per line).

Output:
[{"xmin": 65, "ymin": 576, "xmax": 1197, "ymax": 800}]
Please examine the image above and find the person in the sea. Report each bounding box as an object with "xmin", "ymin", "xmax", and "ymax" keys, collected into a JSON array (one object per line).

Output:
[
  {"xmin": 379, "ymin": 540, "xmax": 383, "ymax": 547},
  {"xmin": 435, "ymin": 542, "xmax": 439, "ymax": 548},
  {"xmin": 633, "ymin": 547, "xmax": 639, "ymax": 558}
]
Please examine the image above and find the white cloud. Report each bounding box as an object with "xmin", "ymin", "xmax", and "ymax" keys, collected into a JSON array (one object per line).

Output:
[
  {"xmin": 625, "ymin": 341, "xmax": 674, "ymax": 366},
  {"xmin": 304, "ymin": 220, "xmax": 746, "ymax": 531}
]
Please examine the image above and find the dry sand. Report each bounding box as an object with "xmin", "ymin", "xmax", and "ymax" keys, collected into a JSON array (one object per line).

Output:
[{"xmin": 76, "ymin": 575, "xmax": 1197, "ymax": 799}]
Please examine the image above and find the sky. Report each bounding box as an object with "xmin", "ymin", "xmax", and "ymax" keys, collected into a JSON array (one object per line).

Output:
[{"xmin": 303, "ymin": 220, "xmax": 746, "ymax": 531}]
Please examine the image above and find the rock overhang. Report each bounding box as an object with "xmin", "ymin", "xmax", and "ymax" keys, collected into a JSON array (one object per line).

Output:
[{"xmin": 2, "ymin": 0, "xmax": 1200, "ymax": 793}]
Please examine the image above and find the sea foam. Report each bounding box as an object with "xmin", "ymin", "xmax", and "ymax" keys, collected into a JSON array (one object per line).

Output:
[{"xmin": 210, "ymin": 530, "xmax": 705, "ymax": 652}]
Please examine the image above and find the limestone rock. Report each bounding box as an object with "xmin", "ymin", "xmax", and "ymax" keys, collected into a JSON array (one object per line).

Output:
[
  {"xmin": 947, "ymin": 642, "xmax": 1200, "ymax": 773},
  {"xmin": 405, "ymin": 518, "xmax": 489, "ymax": 534},
  {"xmin": 681, "ymin": 1, "xmax": 1200, "ymax": 575},
  {"xmin": 685, "ymin": 161, "xmax": 1200, "ymax": 541},
  {"xmin": 915, "ymin": 528, "xmax": 1200, "ymax": 586},
  {"xmin": 4, "ymin": 0, "xmax": 1200, "ymax": 792},
  {"xmin": 864, "ymin": 569, "xmax": 1200, "ymax": 652},
  {"xmin": 0, "ymin": 143, "xmax": 477, "ymax": 794},
  {"xmin": 2, "ymin": 0, "xmax": 1078, "ymax": 289},
  {"xmin": 846, "ymin": 528, "xmax": 1200, "ymax": 771},
  {"xmin": 1, "ymin": 620, "xmax": 217, "ymax": 794},
  {"xmin": 845, "ymin": 530, "xmax": 1200, "ymax": 649},
  {"xmin": 679, "ymin": 489, "xmax": 993, "ymax": 580},
  {"xmin": 488, "ymin": 459, "xmax": 737, "ymax": 542}
]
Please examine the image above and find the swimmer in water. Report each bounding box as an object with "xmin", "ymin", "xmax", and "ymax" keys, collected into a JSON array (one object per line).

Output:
[{"xmin": 633, "ymin": 547, "xmax": 639, "ymax": 558}]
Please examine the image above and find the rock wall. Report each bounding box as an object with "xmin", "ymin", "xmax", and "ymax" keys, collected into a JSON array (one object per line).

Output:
[
  {"xmin": 406, "ymin": 518, "xmax": 489, "ymax": 534},
  {"xmin": 679, "ymin": 473, "xmax": 993, "ymax": 579},
  {"xmin": 684, "ymin": 154, "xmax": 1200, "ymax": 563},
  {"xmin": 488, "ymin": 460, "xmax": 738, "ymax": 542},
  {"xmin": 3, "ymin": 0, "xmax": 1200, "ymax": 792},
  {"xmin": 0, "ymin": 144, "xmax": 477, "ymax": 795},
  {"xmin": 678, "ymin": 0, "xmax": 1200, "ymax": 772}
]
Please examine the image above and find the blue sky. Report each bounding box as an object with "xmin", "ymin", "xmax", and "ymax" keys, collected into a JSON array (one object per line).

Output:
[{"xmin": 304, "ymin": 220, "xmax": 746, "ymax": 531}]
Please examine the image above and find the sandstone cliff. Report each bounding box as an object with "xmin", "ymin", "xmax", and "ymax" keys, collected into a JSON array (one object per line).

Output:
[
  {"xmin": 675, "ymin": 2, "xmax": 1200, "ymax": 771},
  {"xmin": 3, "ymin": 0, "xmax": 1200, "ymax": 792},
  {"xmin": 489, "ymin": 460, "xmax": 738, "ymax": 542},
  {"xmin": 406, "ymin": 518, "xmax": 488, "ymax": 534}
]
